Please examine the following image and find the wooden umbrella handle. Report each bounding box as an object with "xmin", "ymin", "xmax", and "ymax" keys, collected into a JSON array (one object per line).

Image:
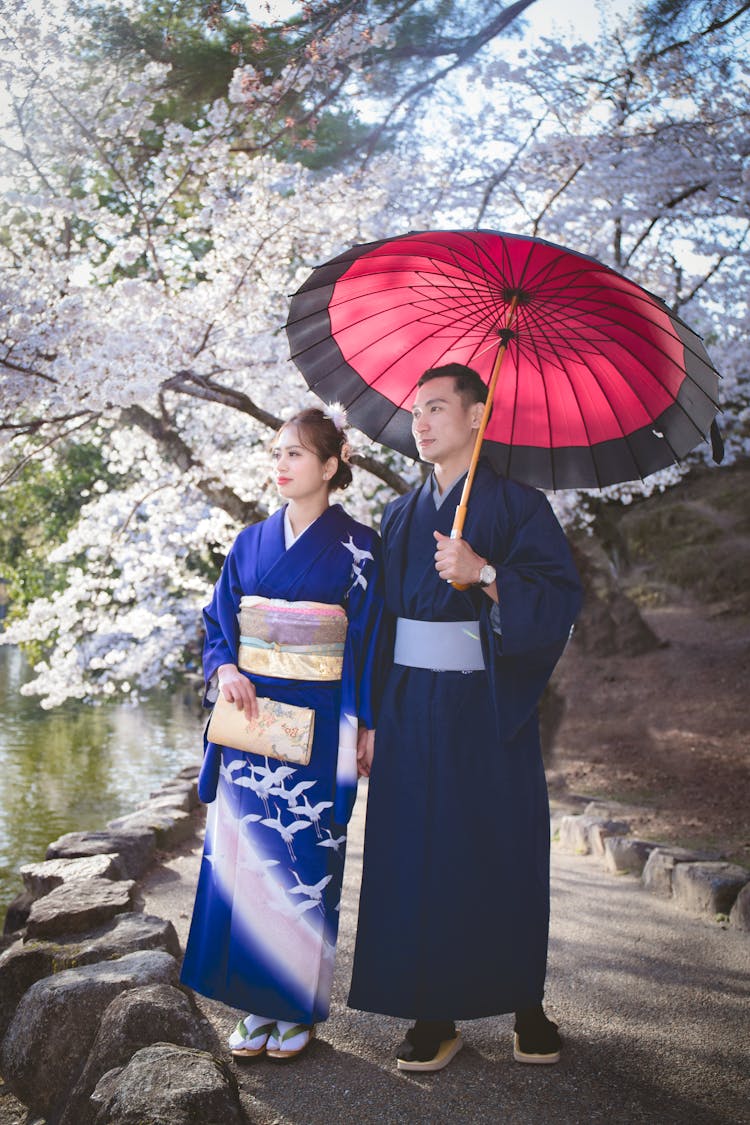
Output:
[{"xmin": 449, "ymin": 298, "xmax": 518, "ymax": 589}]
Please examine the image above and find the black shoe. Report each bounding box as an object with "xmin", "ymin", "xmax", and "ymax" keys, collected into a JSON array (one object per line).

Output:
[
  {"xmin": 396, "ymin": 1020, "xmax": 463, "ymax": 1073},
  {"xmin": 513, "ymin": 1006, "xmax": 562, "ymax": 1065}
]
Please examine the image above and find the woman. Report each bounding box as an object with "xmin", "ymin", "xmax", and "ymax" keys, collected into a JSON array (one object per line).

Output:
[{"xmin": 181, "ymin": 406, "xmax": 384, "ymax": 1061}]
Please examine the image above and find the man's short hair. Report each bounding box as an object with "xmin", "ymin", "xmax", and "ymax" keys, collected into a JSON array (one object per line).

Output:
[{"xmin": 417, "ymin": 364, "xmax": 488, "ymax": 411}]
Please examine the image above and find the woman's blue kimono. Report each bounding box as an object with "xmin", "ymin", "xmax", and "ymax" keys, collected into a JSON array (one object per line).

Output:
[
  {"xmin": 348, "ymin": 461, "xmax": 582, "ymax": 1020},
  {"xmin": 181, "ymin": 503, "xmax": 384, "ymax": 1023}
]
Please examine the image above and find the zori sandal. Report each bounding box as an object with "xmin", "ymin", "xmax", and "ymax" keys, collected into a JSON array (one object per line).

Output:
[
  {"xmin": 265, "ymin": 1021, "xmax": 316, "ymax": 1060},
  {"xmin": 229, "ymin": 1014, "xmax": 277, "ymax": 1058}
]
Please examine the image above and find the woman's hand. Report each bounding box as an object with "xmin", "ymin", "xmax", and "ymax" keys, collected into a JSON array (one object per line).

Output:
[
  {"xmin": 357, "ymin": 727, "xmax": 375, "ymax": 778},
  {"xmin": 217, "ymin": 664, "xmax": 258, "ymax": 721}
]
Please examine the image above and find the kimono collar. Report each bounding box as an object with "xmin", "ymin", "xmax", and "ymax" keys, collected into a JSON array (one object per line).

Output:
[
  {"xmin": 256, "ymin": 503, "xmax": 350, "ymax": 601},
  {"xmin": 429, "ymin": 470, "xmax": 468, "ymax": 510}
]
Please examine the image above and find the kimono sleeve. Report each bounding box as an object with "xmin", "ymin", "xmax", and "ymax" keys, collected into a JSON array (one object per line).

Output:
[
  {"xmin": 334, "ymin": 527, "xmax": 387, "ymax": 823},
  {"xmin": 202, "ymin": 534, "xmax": 247, "ymax": 686},
  {"xmin": 479, "ymin": 484, "xmax": 583, "ymax": 743},
  {"xmin": 342, "ymin": 529, "xmax": 387, "ymax": 728},
  {"xmin": 198, "ymin": 532, "xmax": 249, "ymax": 806},
  {"xmin": 489, "ymin": 484, "xmax": 582, "ymax": 657}
]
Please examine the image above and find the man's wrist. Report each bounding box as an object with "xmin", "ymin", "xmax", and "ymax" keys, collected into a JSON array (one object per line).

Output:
[{"xmin": 476, "ymin": 560, "xmax": 497, "ymax": 588}]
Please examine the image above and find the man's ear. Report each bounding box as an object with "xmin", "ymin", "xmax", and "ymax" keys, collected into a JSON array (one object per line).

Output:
[{"xmin": 471, "ymin": 401, "xmax": 485, "ymax": 429}]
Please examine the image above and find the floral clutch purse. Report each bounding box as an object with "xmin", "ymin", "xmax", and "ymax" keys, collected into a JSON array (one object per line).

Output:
[{"xmin": 206, "ymin": 690, "xmax": 314, "ymax": 765}]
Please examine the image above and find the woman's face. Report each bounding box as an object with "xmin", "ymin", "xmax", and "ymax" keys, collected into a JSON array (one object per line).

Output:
[{"xmin": 272, "ymin": 425, "xmax": 337, "ymax": 503}]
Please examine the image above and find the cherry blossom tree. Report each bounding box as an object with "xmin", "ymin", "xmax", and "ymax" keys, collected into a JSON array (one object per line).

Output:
[{"xmin": 1, "ymin": 0, "xmax": 747, "ymax": 704}]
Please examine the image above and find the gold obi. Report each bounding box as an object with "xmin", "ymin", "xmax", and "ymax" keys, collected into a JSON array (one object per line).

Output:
[{"xmin": 237, "ymin": 596, "xmax": 347, "ymax": 681}]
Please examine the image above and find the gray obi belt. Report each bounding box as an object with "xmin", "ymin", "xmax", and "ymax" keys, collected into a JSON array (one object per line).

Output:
[{"xmin": 394, "ymin": 617, "xmax": 485, "ymax": 672}]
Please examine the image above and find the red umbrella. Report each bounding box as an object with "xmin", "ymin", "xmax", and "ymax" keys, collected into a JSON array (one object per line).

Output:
[{"xmin": 286, "ymin": 229, "xmax": 720, "ymax": 496}]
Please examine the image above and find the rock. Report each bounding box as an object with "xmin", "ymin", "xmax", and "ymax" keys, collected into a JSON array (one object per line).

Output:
[
  {"xmin": 587, "ymin": 818, "xmax": 630, "ymax": 857},
  {"xmin": 549, "ymin": 811, "xmax": 567, "ymax": 841},
  {"xmin": 641, "ymin": 846, "xmax": 716, "ymax": 897},
  {"xmin": 150, "ymin": 779, "xmax": 199, "ymax": 810},
  {"xmin": 106, "ymin": 809, "xmax": 194, "ymax": 850},
  {"xmin": 0, "ymin": 950, "xmax": 179, "ymax": 1121},
  {"xmin": 557, "ymin": 815, "xmax": 592, "ymax": 854},
  {"xmin": 89, "ymin": 1044, "xmax": 245, "ymax": 1125},
  {"xmin": 557, "ymin": 814, "xmax": 630, "ymax": 856},
  {"xmin": 25, "ymin": 878, "xmax": 135, "ymax": 939},
  {"xmin": 0, "ymin": 914, "xmax": 181, "ymax": 1041},
  {"xmin": 603, "ymin": 837, "xmax": 661, "ymax": 875},
  {"xmin": 46, "ymin": 829, "xmax": 156, "ymax": 881},
  {"xmin": 729, "ymin": 882, "xmax": 750, "ymax": 931},
  {"xmin": 584, "ymin": 799, "xmax": 650, "ymax": 820},
  {"xmin": 0, "ymin": 942, "xmax": 53, "ymax": 1042},
  {"xmin": 175, "ymin": 764, "xmax": 201, "ymax": 781},
  {"xmin": 137, "ymin": 792, "xmax": 192, "ymax": 814},
  {"xmin": 2, "ymin": 890, "xmax": 35, "ymax": 935},
  {"xmin": 61, "ymin": 985, "xmax": 216, "ymax": 1125},
  {"xmin": 671, "ymin": 862, "xmax": 749, "ymax": 917},
  {"xmin": 20, "ymin": 854, "xmax": 123, "ymax": 898}
]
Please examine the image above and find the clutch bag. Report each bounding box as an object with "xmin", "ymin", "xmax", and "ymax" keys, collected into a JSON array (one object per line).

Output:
[{"xmin": 206, "ymin": 690, "xmax": 314, "ymax": 765}]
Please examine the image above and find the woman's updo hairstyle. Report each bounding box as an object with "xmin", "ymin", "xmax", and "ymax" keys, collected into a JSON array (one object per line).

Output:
[{"xmin": 280, "ymin": 406, "xmax": 353, "ymax": 491}]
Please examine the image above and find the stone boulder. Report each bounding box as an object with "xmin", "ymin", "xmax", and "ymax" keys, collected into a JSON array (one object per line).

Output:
[
  {"xmin": 671, "ymin": 862, "xmax": 749, "ymax": 918},
  {"xmin": 175, "ymin": 764, "xmax": 201, "ymax": 781},
  {"xmin": 641, "ymin": 846, "xmax": 716, "ymax": 897},
  {"xmin": 603, "ymin": 837, "xmax": 661, "ymax": 876},
  {"xmin": 729, "ymin": 881, "xmax": 750, "ymax": 931},
  {"xmin": 583, "ymin": 799, "xmax": 650, "ymax": 820},
  {"xmin": 25, "ymin": 877, "xmax": 136, "ymax": 939},
  {"xmin": 152, "ymin": 779, "xmax": 200, "ymax": 811},
  {"xmin": 588, "ymin": 818, "xmax": 630, "ymax": 857},
  {"xmin": 0, "ymin": 913, "xmax": 181, "ymax": 1041},
  {"xmin": 20, "ymin": 853, "xmax": 124, "ymax": 898},
  {"xmin": 46, "ymin": 828, "xmax": 156, "ymax": 881},
  {"xmin": 557, "ymin": 814, "xmax": 630, "ymax": 856},
  {"xmin": 0, "ymin": 950, "xmax": 179, "ymax": 1122},
  {"xmin": 2, "ymin": 890, "xmax": 35, "ymax": 935},
  {"xmin": 138, "ymin": 791, "xmax": 192, "ymax": 814},
  {"xmin": 90, "ymin": 1044, "xmax": 245, "ymax": 1125},
  {"xmin": 106, "ymin": 808, "xmax": 194, "ymax": 850},
  {"xmin": 61, "ymin": 985, "xmax": 216, "ymax": 1125}
]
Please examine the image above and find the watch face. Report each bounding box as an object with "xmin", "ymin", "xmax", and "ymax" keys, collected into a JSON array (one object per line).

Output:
[{"xmin": 480, "ymin": 564, "xmax": 496, "ymax": 586}]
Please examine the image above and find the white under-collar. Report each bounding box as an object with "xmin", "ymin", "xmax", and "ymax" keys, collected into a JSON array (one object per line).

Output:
[{"xmin": 283, "ymin": 506, "xmax": 301, "ymax": 549}]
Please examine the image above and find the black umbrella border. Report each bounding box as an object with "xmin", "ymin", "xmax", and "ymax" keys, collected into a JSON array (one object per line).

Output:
[{"xmin": 286, "ymin": 230, "xmax": 720, "ymax": 491}]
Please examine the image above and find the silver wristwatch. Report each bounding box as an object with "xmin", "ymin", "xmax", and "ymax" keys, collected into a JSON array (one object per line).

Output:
[{"xmin": 477, "ymin": 562, "xmax": 497, "ymax": 587}]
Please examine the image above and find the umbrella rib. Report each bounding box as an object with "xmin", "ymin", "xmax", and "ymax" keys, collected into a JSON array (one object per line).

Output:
[
  {"xmin": 544, "ymin": 299, "xmax": 719, "ymax": 439},
  {"xmin": 512, "ymin": 304, "xmax": 604, "ymax": 490},
  {"xmin": 520, "ymin": 301, "xmax": 685, "ymax": 476}
]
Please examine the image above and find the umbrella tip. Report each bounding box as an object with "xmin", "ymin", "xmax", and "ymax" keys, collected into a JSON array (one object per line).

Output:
[
  {"xmin": 710, "ymin": 419, "xmax": 724, "ymax": 464},
  {"xmin": 497, "ymin": 328, "xmax": 515, "ymax": 344}
]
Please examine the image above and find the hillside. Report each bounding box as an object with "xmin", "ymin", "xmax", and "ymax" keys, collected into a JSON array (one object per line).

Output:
[{"xmin": 549, "ymin": 459, "xmax": 750, "ymax": 868}]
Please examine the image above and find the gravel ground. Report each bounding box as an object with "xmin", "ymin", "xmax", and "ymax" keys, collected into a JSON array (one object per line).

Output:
[{"xmin": 138, "ymin": 785, "xmax": 750, "ymax": 1125}]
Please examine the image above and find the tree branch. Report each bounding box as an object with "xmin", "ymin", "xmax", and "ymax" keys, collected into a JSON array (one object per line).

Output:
[
  {"xmin": 163, "ymin": 370, "xmax": 412, "ymax": 494},
  {"xmin": 121, "ymin": 402, "xmax": 268, "ymax": 525}
]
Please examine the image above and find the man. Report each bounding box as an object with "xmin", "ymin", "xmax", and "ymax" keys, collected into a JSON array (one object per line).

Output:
[{"xmin": 349, "ymin": 363, "xmax": 583, "ymax": 1072}]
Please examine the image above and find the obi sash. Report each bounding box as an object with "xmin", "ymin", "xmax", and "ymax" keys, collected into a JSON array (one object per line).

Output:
[
  {"xmin": 238, "ymin": 596, "xmax": 347, "ymax": 681},
  {"xmin": 394, "ymin": 617, "xmax": 485, "ymax": 671}
]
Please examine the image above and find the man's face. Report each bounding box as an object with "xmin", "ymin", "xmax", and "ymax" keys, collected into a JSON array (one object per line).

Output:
[{"xmin": 411, "ymin": 376, "xmax": 482, "ymax": 466}]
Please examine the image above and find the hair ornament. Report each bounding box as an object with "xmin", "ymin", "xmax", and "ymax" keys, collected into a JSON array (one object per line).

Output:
[{"xmin": 323, "ymin": 401, "xmax": 348, "ymax": 431}]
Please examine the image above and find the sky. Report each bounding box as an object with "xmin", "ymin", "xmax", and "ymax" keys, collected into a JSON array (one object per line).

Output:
[{"xmin": 243, "ymin": 0, "xmax": 639, "ymax": 44}]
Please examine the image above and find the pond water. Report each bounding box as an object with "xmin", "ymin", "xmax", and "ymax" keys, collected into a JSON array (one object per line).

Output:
[{"xmin": 0, "ymin": 646, "xmax": 205, "ymax": 920}]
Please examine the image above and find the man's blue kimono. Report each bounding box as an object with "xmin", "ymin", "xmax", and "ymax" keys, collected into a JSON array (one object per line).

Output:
[{"xmin": 349, "ymin": 462, "xmax": 583, "ymax": 1019}]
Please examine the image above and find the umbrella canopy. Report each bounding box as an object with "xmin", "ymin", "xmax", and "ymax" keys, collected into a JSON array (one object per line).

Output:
[{"xmin": 286, "ymin": 230, "xmax": 720, "ymax": 490}]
